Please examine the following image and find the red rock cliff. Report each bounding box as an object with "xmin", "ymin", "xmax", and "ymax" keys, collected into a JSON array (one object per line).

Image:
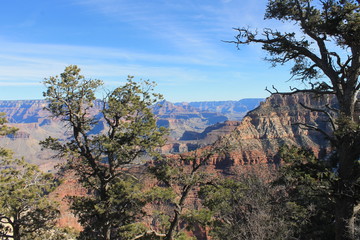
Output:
[{"xmin": 209, "ymin": 93, "xmax": 336, "ymax": 168}]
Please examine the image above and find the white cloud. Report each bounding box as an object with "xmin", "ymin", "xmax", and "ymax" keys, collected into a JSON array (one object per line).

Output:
[
  {"xmin": 0, "ymin": 40, "xmax": 232, "ymax": 88},
  {"xmin": 0, "ymin": 0, "xmax": 294, "ymax": 101}
]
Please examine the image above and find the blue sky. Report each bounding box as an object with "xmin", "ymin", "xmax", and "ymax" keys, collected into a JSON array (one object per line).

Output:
[{"xmin": 0, "ymin": 0, "xmax": 297, "ymax": 102}]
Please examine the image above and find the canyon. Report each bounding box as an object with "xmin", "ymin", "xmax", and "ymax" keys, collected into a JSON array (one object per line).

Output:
[
  {"xmin": 0, "ymin": 93, "xmax": 337, "ymax": 235},
  {"xmin": 0, "ymin": 98, "xmax": 262, "ymax": 170},
  {"xmin": 0, "ymin": 94, "xmax": 335, "ymax": 170},
  {"xmin": 208, "ymin": 93, "xmax": 335, "ymax": 169}
]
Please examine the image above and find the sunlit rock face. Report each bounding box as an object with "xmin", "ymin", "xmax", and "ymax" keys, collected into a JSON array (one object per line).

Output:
[{"xmin": 206, "ymin": 93, "xmax": 336, "ymax": 168}]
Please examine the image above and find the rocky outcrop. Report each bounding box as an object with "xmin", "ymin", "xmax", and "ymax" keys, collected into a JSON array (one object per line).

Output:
[
  {"xmin": 0, "ymin": 100, "xmax": 49, "ymax": 123},
  {"xmin": 163, "ymin": 93, "xmax": 335, "ymax": 158},
  {"xmin": 161, "ymin": 121, "xmax": 242, "ymax": 153},
  {"xmin": 207, "ymin": 93, "xmax": 336, "ymax": 168},
  {"xmin": 49, "ymin": 171, "xmax": 87, "ymax": 231},
  {"xmin": 180, "ymin": 121, "xmax": 242, "ymax": 142},
  {"xmin": 153, "ymin": 100, "xmax": 229, "ymax": 139},
  {"xmin": 5, "ymin": 131, "xmax": 30, "ymax": 139}
]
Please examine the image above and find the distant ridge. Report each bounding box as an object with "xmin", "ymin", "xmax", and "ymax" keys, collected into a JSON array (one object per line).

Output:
[
  {"xmin": 0, "ymin": 98, "xmax": 262, "ymax": 168},
  {"xmin": 174, "ymin": 98, "xmax": 264, "ymax": 120}
]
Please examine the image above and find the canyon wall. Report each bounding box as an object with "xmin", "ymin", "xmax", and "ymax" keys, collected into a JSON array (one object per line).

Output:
[{"xmin": 206, "ymin": 93, "xmax": 336, "ymax": 169}]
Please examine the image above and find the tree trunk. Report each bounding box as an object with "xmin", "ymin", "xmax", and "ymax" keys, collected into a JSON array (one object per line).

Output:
[
  {"xmin": 13, "ymin": 222, "xmax": 20, "ymax": 240},
  {"xmin": 335, "ymin": 192, "xmax": 355, "ymax": 240},
  {"xmin": 165, "ymin": 185, "xmax": 192, "ymax": 240},
  {"xmin": 333, "ymin": 86, "xmax": 359, "ymax": 240},
  {"xmin": 104, "ymin": 225, "xmax": 111, "ymax": 240},
  {"xmin": 334, "ymin": 111, "xmax": 358, "ymax": 240},
  {"xmin": 165, "ymin": 210, "xmax": 179, "ymax": 240},
  {"xmin": 337, "ymin": 88, "xmax": 357, "ymax": 121},
  {"xmin": 334, "ymin": 142, "xmax": 356, "ymax": 240}
]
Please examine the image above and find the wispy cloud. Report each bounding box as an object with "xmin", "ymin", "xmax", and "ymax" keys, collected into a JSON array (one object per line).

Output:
[
  {"xmin": 0, "ymin": 0, "xmax": 292, "ymax": 101},
  {"xmin": 0, "ymin": 40, "xmax": 233, "ymax": 66},
  {"xmin": 71, "ymin": 0, "xmax": 283, "ymax": 63},
  {"xmin": 72, "ymin": 0, "xmax": 246, "ymax": 60},
  {"xmin": 0, "ymin": 40, "xmax": 235, "ymax": 87}
]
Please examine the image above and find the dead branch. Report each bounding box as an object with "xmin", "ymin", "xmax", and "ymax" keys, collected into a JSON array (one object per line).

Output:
[
  {"xmin": 265, "ymin": 85, "xmax": 335, "ymax": 95},
  {"xmin": 293, "ymin": 122, "xmax": 335, "ymax": 144},
  {"xmin": 132, "ymin": 230, "xmax": 166, "ymax": 240},
  {"xmin": 299, "ymin": 102, "xmax": 336, "ymax": 131}
]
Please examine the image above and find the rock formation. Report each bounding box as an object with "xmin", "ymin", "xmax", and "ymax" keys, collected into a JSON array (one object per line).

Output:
[
  {"xmin": 0, "ymin": 94, "xmax": 336, "ymax": 232},
  {"xmin": 207, "ymin": 93, "xmax": 336, "ymax": 169},
  {"xmin": 0, "ymin": 99, "xmax": 260, "ymax": 169},
  {"xmin": 176, "ymin": 98, "xmax": 263, "ymax": 120},
  {"xmin": 153, "ymin": 100, "xmax": 229, "ymax": 139}
]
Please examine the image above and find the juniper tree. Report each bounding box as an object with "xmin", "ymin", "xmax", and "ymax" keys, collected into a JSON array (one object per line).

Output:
[
  {"xmin": 41, "ymin": 65, "xmax": 166, "ymax": 240},
  {"xmin": 0, "ymin": 158, "xmax": 59, "ymax": 240},
  {"xmin": 275, "ymin": 145, "xmax": 336, "ymax": 239},
  {"xmin": 147, "ymin": 138, "xmax": 232, "ymax": 240},
  {"xmin": 0, "ymin": 114, "xmax": 59, "ymax": 240},
  {"xmin": 199, "ymin": 165, "xmax": 291, "ymax": 240},
  {"xmin": 148, "ymin": 151, "xmax": 215, "ymax": 240},
  {"xmin": 229, "ymin": 1, "xmax": 360, "ymax": 239}
]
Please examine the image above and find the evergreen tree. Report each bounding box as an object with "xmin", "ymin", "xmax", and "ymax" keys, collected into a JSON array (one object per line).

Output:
[
  {"xmin": 229, "ymin": 1, "xmax": 360, "ymax": 238},
  {"xmin": 199, "ymin": 165, "xmax": 291, "ymax": 240},
  {"xmin": 41, "ymin": 65, "xmax": 166, "ymax": 240},
  {"xmin": 0, "ymin": 115, "xmax": 59, "ymax": 240},
  {"xmin": 148, "ymin": 149, "xmax": 219, "ymax": 240},
  {"xmin": 275, "ymin": 145, "xmax": 336, "ymax": 239}
]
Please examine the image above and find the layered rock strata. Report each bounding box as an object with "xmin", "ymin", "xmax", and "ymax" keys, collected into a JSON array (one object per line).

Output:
[{"xmin": 207, "ymin": 93, "xmax": 336, "ymax": 168}]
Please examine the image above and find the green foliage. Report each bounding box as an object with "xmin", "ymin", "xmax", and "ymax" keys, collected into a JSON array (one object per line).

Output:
[
  {"xmin": 70, "ymin": 177, "xmax": 147, "ymax": 240},
  {"xmin": 0, "ymin": 157, "xmax": 59, "ymax": 240},
  {"xmin": 151, "ymin": 210, "xmax": 172, "ymax": 233},
  {"xmin": 173, "ymin": 232, "xmax": 196, "ymax": 240},
  {"xmin": 200, "ymin": 178, "xmax": 245, "ymax": 213},
  {"xmin": 26, "ymin": 226, "xmax": 79, "ymax": 240},
  {"xmin": 333, "ymin": 115, "xmax": 360, "ymax": 162},
  {"xmin": 0, "ymin": 113, "xmax": 17, "ymax": 137},
  {"xmin": 181, "ymin": 209, "xmax": 213, "ymax": 231},
  {"xmin": 262, "ymin": 0, "xmax": 360, "ymax": 82},
  {"xmin": 148, "ymin": 150, "xmax": 218, "ymax": 240},
  {"xmin": 43, "ymin": 65, "xmax": 103, "ymax": 120},
  {"xmin": 232, "ymin": 1, "xmax": 360, "ymax": 238},
  {"xmin": 276, "ymin": 145, "xmax": 336, "ymax": 239},
  {"xmin": 145, "ymin": 186, "xmax": 176, "ymax": 203},
  {"xmin": 265, "ymin": 0, "xmax": 360, "ymax": 44},
  {"xmin": 117, "ymin": 223, "xmax": 148, "ymax": 240},
  {"xmin": 199, "ymin": 166, "xmax": 292, "ymax": 240},
  {"xmin": 0, "ymin": 113, "xmax": 18, "ymax": 160},
  {"xmin": 42, "ymin": 65, "xmax": 167, "ymax": 239},
  {"xmin": 334, "ymin": 115, "xmax": 360, "ymax": 138},
  {"xmin": 42, "ymin": 66, "xmax": 166, "ymax": 185}
]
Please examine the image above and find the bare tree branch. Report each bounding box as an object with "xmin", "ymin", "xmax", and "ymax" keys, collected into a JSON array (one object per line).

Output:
[
  {"xmin": 298, "ymin": 102, "xmax": 337, "ymax": 131},
  {"xmin": 293, "ymin": 122, "xmax": 334, "ymax": 144}
]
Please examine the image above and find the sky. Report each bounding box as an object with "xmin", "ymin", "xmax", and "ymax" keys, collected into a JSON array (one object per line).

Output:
[{"xmin": 0, "ymin": 0, "xmax": 298, "ymax": 102}]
